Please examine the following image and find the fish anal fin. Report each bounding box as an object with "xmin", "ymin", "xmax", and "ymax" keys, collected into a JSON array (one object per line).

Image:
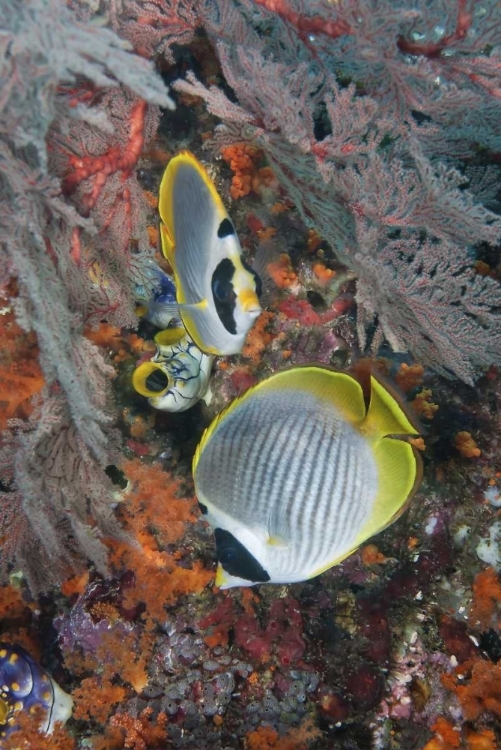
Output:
[{"xmin": 180, "ymin": 303, "xmax": 231, "ymax": 356}]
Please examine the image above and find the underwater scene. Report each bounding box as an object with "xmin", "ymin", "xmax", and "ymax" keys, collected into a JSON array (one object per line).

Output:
[{"xmin": 2, "ymin": 1, "xmax": 501, "ymax": 748}]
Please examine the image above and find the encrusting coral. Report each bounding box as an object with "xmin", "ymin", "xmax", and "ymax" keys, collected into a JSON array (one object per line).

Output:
[{"xmin": 3, "ymin": 1, "xmax": 501, "ymax": 748}]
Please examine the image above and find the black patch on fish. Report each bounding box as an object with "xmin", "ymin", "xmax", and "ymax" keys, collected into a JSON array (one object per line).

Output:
[
  {"xmin": 145, "ymin": 368, "xmax": 169, "ymax": 393},
  {"xmin": 217, "ymin": 218, "xmax": 235, "ymax": 238},
  {"xmin": 198, "ymin": 501, "xmax": 208, "ymax": 515},
  {"xmin": 215, "ymin": 528, "xmax": 270, "ymax": 583},
  {"xmin": 211, "ymin": 258, "xmax": 237, "ymax": 334},
  {"xmin": 242, "ymin": 257, "xmax": 263, "ymax": 299}
]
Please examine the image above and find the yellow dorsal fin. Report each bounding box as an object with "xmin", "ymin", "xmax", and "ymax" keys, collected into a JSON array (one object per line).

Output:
[
  {"xmin": 363, "ymin": 375, "xmax": 419, "ymax": 439},
  {"xmin": 193, "ymin": 366, "xmax": 367, "ymax": 474},
  {"xmin": 256, "ymin": 366, "xmax": 367, "ymax": 424},
  {"xmin": 159, "ymin": 151, "xmax": 227, "ymax": 248}
]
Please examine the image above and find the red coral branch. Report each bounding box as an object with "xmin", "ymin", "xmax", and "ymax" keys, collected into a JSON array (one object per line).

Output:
[
  {"xmin": 62, "ymin": 99, "xmax": 147, "ymax": 213},
  {"xmin": 397, "ymin": 0, "xmax": 472, "ymax": 57},
  {"xmin": 252, "ymin": 0, "xmax": 352, "ymax": 41}
]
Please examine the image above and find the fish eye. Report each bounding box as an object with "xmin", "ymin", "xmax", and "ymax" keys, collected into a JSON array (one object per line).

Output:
[
  {"xmin": 219, "ymin": 546, "xmax": 237, "ymax": 564},
  {"xmin": 212, "ymin": 277, "xmax": 234, "ymax": 303}
]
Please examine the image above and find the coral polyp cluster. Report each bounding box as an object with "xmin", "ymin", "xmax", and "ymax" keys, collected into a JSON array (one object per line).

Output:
[{"xmin": 3, "ymin": 0, "xmax": 501, "ymax": 748}]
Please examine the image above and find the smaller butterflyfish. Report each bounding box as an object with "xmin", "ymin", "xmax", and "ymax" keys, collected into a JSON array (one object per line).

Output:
[
  {"xmin": 132, "ymin": 329, "xmax": 214, "ymax": 412},
  {"xmin": 158, "ymin": 151, "xmax": 262, "ymax": 356},
  {"xmin": 193, "ymin": 366, "xmax": 423, "ymax": 589}
]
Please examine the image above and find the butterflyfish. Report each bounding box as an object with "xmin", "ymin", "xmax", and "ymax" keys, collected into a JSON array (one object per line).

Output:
[
  {"xmin": 192, "ymin": 366, "xmax": 422, "ymax": 589},
  {"xmin": 158, "ymin": 151, "xmax": 262, "ymax": 355}
]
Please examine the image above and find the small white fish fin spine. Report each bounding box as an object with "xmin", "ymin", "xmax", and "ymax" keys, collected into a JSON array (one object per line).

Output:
[
  {"xmin": 363, "ymin": 375, "xmax": 420, "ymax": 439},
  {"xmin": 355, "ymin": 437, "xmax": 422, "ymax": 545}
]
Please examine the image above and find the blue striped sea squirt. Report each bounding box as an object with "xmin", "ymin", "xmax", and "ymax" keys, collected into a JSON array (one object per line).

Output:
[
  {"xmin": 0, "ymin": 643, "xmax": 73, "ymax": 737},
  {"xmin": 193, "ymin": 367, "xmax": 422, "ymax": 589}
]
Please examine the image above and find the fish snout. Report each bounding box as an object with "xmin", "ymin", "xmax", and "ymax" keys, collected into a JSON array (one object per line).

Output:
[{"xmin": 239, "ymin": 288, "xmax": 261, "ymax": 316}]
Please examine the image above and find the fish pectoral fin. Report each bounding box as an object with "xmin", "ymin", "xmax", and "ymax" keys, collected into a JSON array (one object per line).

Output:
[
  {"xmin": 266, "ymin": 534, "xmax": 289, "ymax": 549},
  {"xmin": 356, "ymin": 436, "xmax": 422, "ymax": 545},
  {"xmin": 266, "ymin": 505, "xmax": 289, "ymax": 547},
  {"xmin": 154, "ymin": 299, "xmax": 208, "ymax": 317}
]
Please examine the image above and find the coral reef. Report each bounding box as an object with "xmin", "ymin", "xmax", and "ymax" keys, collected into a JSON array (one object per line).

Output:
[{"xmin": 2, "ymin": 1, "xmax": 501, "ymax": 748}]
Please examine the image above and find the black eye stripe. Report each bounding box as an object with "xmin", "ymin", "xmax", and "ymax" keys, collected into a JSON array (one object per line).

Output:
[
  {"xmin": 217, "ymin": 218, "xmax": 235, "ymax": 238},
  {"xmin": 214, "ymin": 528, "xmax": 270, "ymax": 583},
  {"xmin": 212, "ymin": 258, "xmax": 237, "ymax": 334},
  {"xmin": 145, "ymin": 369, "xmax": 169, "ymax": 393}
]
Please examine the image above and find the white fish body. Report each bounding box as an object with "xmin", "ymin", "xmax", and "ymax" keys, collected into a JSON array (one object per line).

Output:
[
  {"xmin": 193, "ymin": 367, "xmax": 422, "ymax": 588},
  {"xmin": 158, "ymin": 151, "xmax": 262, "ymax": 355}
]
